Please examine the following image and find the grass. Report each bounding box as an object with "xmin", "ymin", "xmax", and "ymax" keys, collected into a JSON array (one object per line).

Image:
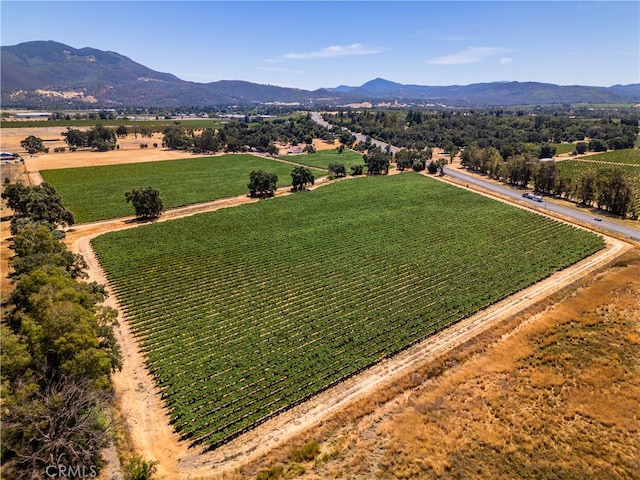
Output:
[
  {"xmin": 40, "ymin": 154, "xmax": 324, "ymax": 223},
  {"xmin": 551, "ymin": 143, "xmax": 577, "ymax": 155},
  {"xmin": 91, "ymin": 173, "xmax": 604, "ymax": 449},
  {"xmin": 280, "ymin": 149, "xmax": 363, "ymax": 170},
  {"xmin": 579, "ymin": 148, "xmax": 640, "ymax": 166}
]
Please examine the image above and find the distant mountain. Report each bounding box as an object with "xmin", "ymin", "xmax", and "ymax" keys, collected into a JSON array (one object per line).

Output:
[
  {"xmin": 1, "ymin": 41, "xmax": 338, "ymax": 108},
  {"xmin": 329, "ymin": 78, "xmax": 640, "ymax": 106},
  {"xmin": 2, "ymin": 41, "xmax": 639, "ymax": 108}
]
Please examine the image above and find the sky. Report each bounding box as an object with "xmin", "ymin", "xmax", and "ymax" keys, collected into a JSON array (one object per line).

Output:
[{"xmin": 1, "ymin": 1, "xmax": 638, "ymax": 90}]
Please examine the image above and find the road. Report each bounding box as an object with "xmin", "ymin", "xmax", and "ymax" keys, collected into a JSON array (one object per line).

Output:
[
  {"xmin": 310, "ymin": 112, "xmax": 640, "ymax": 242},
  {"xmin": 442, "ymin": 167, "xmax": 640, "ymax": 241}
]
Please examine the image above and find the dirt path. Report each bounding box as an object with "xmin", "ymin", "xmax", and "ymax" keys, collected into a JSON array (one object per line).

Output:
[{"xmin": 66, "ymin": 180, "xmax": 632, "ymax": 479}]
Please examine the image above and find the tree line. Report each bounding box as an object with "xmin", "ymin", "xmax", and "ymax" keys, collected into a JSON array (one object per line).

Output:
[
  {"xmin": 161, "ymin": 113, "xmax": 335, "ymax": 154},
  {"xmin": 0, "ymin": 182, "xmax": 126, "ymax": 479},
  {"xmin": 325, "ymin": 109, "xmax": 638, "ymax": 159},
  {"xmin": 460, "ymin": 146, "xmax": 636, "ymax": 217}
]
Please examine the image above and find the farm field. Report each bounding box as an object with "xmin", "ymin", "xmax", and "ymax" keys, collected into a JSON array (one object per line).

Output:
[
  {"xmin": 91, "ymin": 173, "xmax": 605, "ymax": 450},
  {"xmin": 40, "ymin": 154, "xmax": 324, "ymax": 223},
  {"xmin": 281, "ymin": 149, "xmax": 363, "ymax": 170}
]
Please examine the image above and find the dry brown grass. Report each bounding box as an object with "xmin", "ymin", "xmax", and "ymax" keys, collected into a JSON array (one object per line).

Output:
[{"xmin": 232, "ymin": 250, "xmax": 640, "ymax": 480}]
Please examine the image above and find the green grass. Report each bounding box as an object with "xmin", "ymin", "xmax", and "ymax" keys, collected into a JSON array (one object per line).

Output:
[
  {"xmin": 281, "ymin": 148, "xmax": 363, "ymax": 170},
  {"xmin": 552, "ymin": 143, "xmax": 578, "ymax": 155},
  {"xmin": 91, "ymin": 173, "xmax": 604, "ymax": 449},
  {"xmin": 579, "ymin": 148, "xmax": 640, "ymax": 166},
  {"xmin": 41, "ymin": 154, "xmax": 324, "ymax": 223}
]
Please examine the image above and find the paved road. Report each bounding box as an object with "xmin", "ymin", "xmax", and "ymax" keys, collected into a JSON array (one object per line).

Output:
[
  {"xmin": 310, "ymin": 112, "xmax": 640, "ymax": 242},
  {"xmin": 442, "ymin": 167, "xmax": 640, "ymax": 241}
]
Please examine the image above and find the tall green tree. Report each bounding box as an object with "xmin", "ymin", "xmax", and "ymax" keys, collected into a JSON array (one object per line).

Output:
[
  {"xmin": 291, "ymin": 166, "xmax": 315, "ymax": 192},
  {"xmin": 248, "ymin": 170, "xmax": 278, "ymax": 198},
  {"xmin": 2, "ymin": 182, "xmax": 74, "ymax": 234},
  {"xmin": 125, "ymin": 186, "xmax": 164, "ymax": 219},
  {"xmin": 363, "ymin": 149, "xmax": 390, "ymax": 175},
  {"xmin": 20, "ymin": 135, "xmax": 48, "ymax": 154}
]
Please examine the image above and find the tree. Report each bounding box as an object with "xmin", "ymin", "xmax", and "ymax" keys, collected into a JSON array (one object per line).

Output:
[
  {"xmin": 125, "ymin": 187, "xmax": 164, "ymax": 219},
  {"xmin": 10, "ymin": 223, "xmax": 87, "ymax": 279},
  {"xmin": 291, "ymin": 166, "xmax": 315, "ymax": 192},
  {"xmin": 575, "ymin": 142, "xmax": 588, "ymax": 154},
  {"xmin": 596, "ymin": 168, "xmax": 634, "ymax": 216},
  {"xmin": 116, "ymin": 125, "xmax": 129, "ymax": 138},
  {"xmin": 578, "ymin": 172, "xmax": 597, "ymax": 206},
  {"xmin": 248, "ymin": 170, "xmax": 278, "ymax": 198},
  {"xmin": 589, "ymin": 138, "xmax": 608, "ymax": 152},
  {"xmin": 2, "ymin": 182, "xmax": 75, "ymax": 233},
  {"xmin": 363, "ymin": 149, "xmax": 390, "ymax": 175},
  {"xmin": 539, "ymin": 143, "xmax": 556, "ymax": 158},
  {"xmin": 533, "ymin": 161, "xmax": 559, "ymax": 194},
  {"xmin": 20, "ymin": 135, "xmax": 48, "ymax": 154},
  {"xmin": 193, "ymin": 128, "xmax": 220, "ymax": 153},
  {"xmin": 350, "ymin": 164, "xmax": 363, "ymax": 176},
  {"xmin": 1, "ymin": 375, "xmax": 110, "ymax": 479},
  {"xmin": 62, "ymin": 127, "xmax": 89, "ymax": 149},
  {"xmin": 339, "ymin": 131, "xmax": 355, "ymax": 148},
  {"xmin": 395, "ymin": 150, "xmax": 413, "ymax": 172},
  {"xmin": 162, "ymin": 125, "xmax": 194, "ymax": 150},
  {"xmin": 328, "ymin": 162, "xmax": 346, "ymax": 178}
]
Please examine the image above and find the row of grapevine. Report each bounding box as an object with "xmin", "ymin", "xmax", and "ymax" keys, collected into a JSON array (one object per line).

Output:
[{"xmin": 92, "ymin": 173, "xmax": 605, "ymax": 449}]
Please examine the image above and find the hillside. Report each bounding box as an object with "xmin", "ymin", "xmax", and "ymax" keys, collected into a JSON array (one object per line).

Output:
[{"xmin": 2, "ymin": 41, "xmax": 639, "ymax": 108}]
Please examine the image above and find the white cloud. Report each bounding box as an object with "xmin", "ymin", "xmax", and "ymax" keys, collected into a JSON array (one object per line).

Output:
[
  {"xmin": 428, "ymin": 47, "xmax": 513, "ymax": 65},
  {"xmin": 269, "ymin": 43, "xmax": 381, "ymax": 62},
  {"xmin": 499, "ymin": 57, "xmax": 514, "ymax": 65}
]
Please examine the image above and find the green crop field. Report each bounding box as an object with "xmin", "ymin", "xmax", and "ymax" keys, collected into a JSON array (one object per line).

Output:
[
  {"xmin": 552, "ymin": 143, "xmax": 577, "ymax": 155},
  {"xmin": 41, "ymin": 154, "xmax": 324, "ymax": 223},
  {"xmin": 91, "ymin": 173, "xmax": 604, "ymax": 449},
  {"xmin": 281, "ymin": 149, "xmax": 363, "ymax": 170}
]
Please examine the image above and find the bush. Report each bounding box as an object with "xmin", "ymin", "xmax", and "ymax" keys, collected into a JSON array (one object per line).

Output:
[
  {"xmin": 256, "ymin": 465, "xmax": 283, "ymax": 480},
  {"xmin": 291, "ymin": 441, "xmax": 320, "ymax": 462},
  {"xmin": 350, "ymin": 164, "xmax": 363, "ymax": 176},
  {"xmin": 124, "ymin": 456, "xmax": 158, "ymax": 480}
]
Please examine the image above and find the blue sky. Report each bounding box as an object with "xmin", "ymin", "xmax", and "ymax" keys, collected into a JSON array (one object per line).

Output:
[{"xmin": 1, "ymin": 1, "xmax": 638, "ymax": 90}]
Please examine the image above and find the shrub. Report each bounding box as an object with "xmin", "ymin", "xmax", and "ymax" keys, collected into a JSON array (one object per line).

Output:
[
  {"xmin": 256, "ymin": 465, "xmax": 283, "ymax": 480},
  {"xmin": 291, "ymin": 441, "xmax": 320, "ymax": 462},
  {"xmin": 350, "ymin": 164, "xmax": 363, "ymax": 176},
  {"xmin": 124, "ymin": 456, "xmax": 158, "ymax": 480}
]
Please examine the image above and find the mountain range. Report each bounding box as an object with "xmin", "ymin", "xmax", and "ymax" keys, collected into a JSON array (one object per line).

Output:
[{"xmin": 2, "ymin": 41, "xmax": 639, "ymax": 109}]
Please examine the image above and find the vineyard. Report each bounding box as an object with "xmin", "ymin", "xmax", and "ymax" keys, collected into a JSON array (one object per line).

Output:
[
  {"xmin": 280, "ymin": 149, "xmax": 364, "ymax": 170},
  {"xmin": 91, "ymin": 173, "xmax": 604, "ymax": 449},
  {"xmin": 41, "ymin": 154, "xmax": 324, "ymax": 223}
]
